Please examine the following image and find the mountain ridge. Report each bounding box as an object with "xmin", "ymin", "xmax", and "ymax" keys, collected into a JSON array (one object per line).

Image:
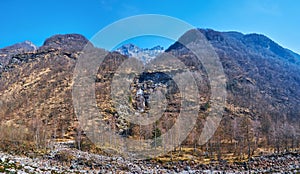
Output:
[{"xmin": 115, "ymin": 43, "xmax": 164, "ymax": 64}]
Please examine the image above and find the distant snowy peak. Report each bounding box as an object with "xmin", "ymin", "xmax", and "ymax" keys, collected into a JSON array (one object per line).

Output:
[
  {"xmin": 115, "ymin": 44, "xmax": 164, "ymax": 64},
  {"xmin": 1, "ymin": 40, "xmax": 38, "ymax": 53},
  {"xmin": 23, "ymin": 41, "xmax": 38, "ymax": 51},
  {"xmin": 0, "ymin": 41, "xmax": 38, "ymax": 67}
]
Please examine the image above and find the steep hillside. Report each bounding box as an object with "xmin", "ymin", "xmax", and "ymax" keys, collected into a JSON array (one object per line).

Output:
[
  {"xmin": 0, "ymin": 35, "xmax": 88, "ymax": 141},
  {"xmin": 168, "ymin": 29, "xmax": 300, "ymax": 121},
  {"xmin": 0, "ymin": 34, "xmax": 128, "ymax": 146},
  {"xmin": 165, "ymin": 29, "xmax": 300, "ymax": 154}
]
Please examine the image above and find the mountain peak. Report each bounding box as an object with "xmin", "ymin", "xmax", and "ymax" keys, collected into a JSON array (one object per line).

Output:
[
  {"xmin": 40, "ymin": 34, "xmax": 93, "ymax": 52},
  {"xmin": 168, "ymin": 28, "xmax": 300, "ymax": 64},
  {"xmin": 150, "ymin": 45, "xmax": 164, "ymax": 51},
  {"xmin": 121, "ymin": 43, "xmax": 139, "ymax": 49},
  {"xmin": 1, "ymin": 40, "xmax": 37, "ymax": 52},
  {"xmin": 242, "ymin": 33, "xmax": 298, "ymax": 62},
  {"xmin": 0, "ymin": 40, "xmax": 38, "ymax": 67},
  {"xmin": 115, "ymin": 44, "xmax": 164, "ymax": 64}
]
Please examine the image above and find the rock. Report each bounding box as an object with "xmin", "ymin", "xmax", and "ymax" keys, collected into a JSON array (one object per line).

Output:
[
  {"xmin": 24, "ymin": 166, "xmax": 35, "ymax": 173},
  {"xmin": 0, "ymin": 157, "xmax": 5, "ymax": 163},
  {"xmin": 0, "ymin": 166, "xmax": 4, "ymax": 172},
  {"xmin": 184, "ymin": 166, "xmax": 191, "ymax": 171}
]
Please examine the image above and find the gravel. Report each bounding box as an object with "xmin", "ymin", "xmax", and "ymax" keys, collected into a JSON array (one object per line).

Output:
[{"xmin": 0, "ymin": 142, "xmax": 299, "ymax": 173}]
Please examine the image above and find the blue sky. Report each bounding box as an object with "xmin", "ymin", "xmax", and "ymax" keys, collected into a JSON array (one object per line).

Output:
[{"xmin": 1, "ymin": 0, "xmax": 299, "ymax": 53}]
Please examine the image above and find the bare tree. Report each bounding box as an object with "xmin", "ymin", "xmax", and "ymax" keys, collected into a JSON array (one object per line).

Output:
[{"xmin": 75, "ymin": 123, "xmax": 82, "ymax": 151}]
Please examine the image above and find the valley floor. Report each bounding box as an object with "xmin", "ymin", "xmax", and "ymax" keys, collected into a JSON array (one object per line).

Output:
[{"xmin": 0, "ymin": 143, "xmax": 299, "ymax": 173}]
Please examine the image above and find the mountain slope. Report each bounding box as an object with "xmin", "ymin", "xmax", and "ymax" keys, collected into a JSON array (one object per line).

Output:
[
  {"xmin": 167, "ymin": 29, "xmax": 300, "ymax": 121},
  {"xmin": 0, "ymin": 34, "xmax": 128, "ymax": 142},
  {"xmin": 0, "ymin": 29, "xmax": 299, "ymax": 154}
]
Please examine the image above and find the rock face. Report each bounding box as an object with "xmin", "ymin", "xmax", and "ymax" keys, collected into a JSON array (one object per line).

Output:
[{"xmin": 115, "ymin": 44, "xmax": 164, "ymax": 64}]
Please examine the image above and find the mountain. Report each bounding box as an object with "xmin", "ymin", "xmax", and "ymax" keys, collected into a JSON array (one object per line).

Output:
[
  {"xmin": 210, "ymin": 29, "xmax": 300, "ymax": 120},
  {"xmin": 0, "ymin": 41, "xmax": 37, "ymax": 69},
  {"xmin": 165, "ymin": 29, "xmax": 300, "ymax": 148},
  {"xmin": 0, "ymin": 34, "xmax": 129, "ymax": 150},
  {"xmin": 0, "ymin": 29, "xmax": 300, "ymax": 156},
  {"xmin": 115, "ymin": 44, "xmax": 164, "ymax": 64},
  {"xmin": 167, "ymin": 29, "xmax": 300, "ymax": 120},
  {"xmin": 39, "ymin": 34, "xmax": 92, "ymax": 52}
]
